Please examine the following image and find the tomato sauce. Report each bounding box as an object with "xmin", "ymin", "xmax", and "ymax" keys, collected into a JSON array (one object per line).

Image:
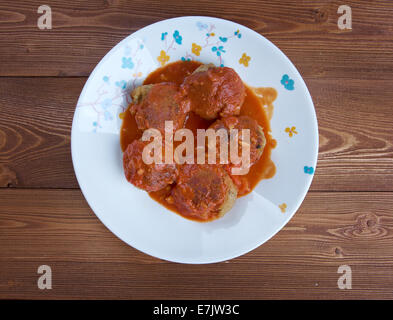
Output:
[{"xmin": 120, "ymin": 60, "xmax": 277, "ymax": 219}]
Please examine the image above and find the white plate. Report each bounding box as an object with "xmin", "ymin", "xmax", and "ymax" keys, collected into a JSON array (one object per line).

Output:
[{"xmin": 71, "ymin": 16, "xmax": 318, "ymax": 264}]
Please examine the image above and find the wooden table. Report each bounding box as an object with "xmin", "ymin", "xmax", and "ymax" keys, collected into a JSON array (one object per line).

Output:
[{"xmin": 1, "ymin": 0, "xmax": 392, "ymax": 300}]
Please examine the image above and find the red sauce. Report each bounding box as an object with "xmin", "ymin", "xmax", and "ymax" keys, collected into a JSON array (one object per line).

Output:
[{"xmin": 120, "ymin": 60, "xmax": 277, "ymax": 220}]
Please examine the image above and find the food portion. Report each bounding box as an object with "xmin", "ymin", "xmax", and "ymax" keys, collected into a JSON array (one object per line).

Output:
[
  {"xmin": 123, "ymin": 139, "xmax": 178, "ymax": 192},
  {"xmin": 208, "ymin": 115, "xmax": 266, "ymax": 169},
  {"xmin": 121, "ymin": 60, "xmax": 277, "ymax": 222},
  {"xmin": 130, "ymin": 82, "xmax": 189, "ymax": 135},
  {"xmin": 169, "ymin": 164, "xmax": 238, "ymax": 221},
  {"xmin": 179, "ymin": 64, "xmax": 245, "ymax": 119}
]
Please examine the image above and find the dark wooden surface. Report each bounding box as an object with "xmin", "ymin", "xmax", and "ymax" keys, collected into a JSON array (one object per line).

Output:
[{"xmin": 0, "ymin": 0, "xmax": 392, "ymax": 299}]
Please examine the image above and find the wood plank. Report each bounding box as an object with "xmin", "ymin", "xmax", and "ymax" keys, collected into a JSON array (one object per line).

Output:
[
  {"xmin": 308, "ymin": 79, "xmax": 393, "ymax": 192},
  {"xmin": 0, "ymin": 0, "xmax": 392, "ymax": 78},
  {"xmin": 0, "ymin": 78, "xmax": 84, "ymax": 188},
  {"xmin": 1, "ymin": 77, "xmax": 392, "ymax": 190},
  {"xmin": 1, "ymin": 189, "xmax": 393, "ymax": 299}
]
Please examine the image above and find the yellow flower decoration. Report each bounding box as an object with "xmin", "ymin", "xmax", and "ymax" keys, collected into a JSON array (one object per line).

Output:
[
  {"xmin": 239, "ymin": 53, "xmax": 251, "ymax": 67},
  {"xmin": 192, "ymin": 43, "xmax": 202, "ymax": 56},
  {"xmin": 157, "ymin": 50, "xmax": 170, "ymax": 66},
  {"xmin": 133, "ymin": 71, "xmax": 142, "ymax": 78},
  {"xmin": 285, "ymin": 126, "xmax": 298, "ymax": 137},
  {"xmin": 279, "ymin": 203, "xmax": 287, "ymax": 213}
]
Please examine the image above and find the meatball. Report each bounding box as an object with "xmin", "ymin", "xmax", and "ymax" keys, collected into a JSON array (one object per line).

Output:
[
  {"xmin": 123, "ymin": 139, "xmax": 178, "ymax": 192},
  {"xmin": 208, "ymin": 116, "xmax": 266, "ymax": 169},
  {"xmin": 179, "ymin": 64, "xmax": 246, "ymax": 120},
  {"xmin": 169, "ymin": 164, "xmax": 238, "ymax": 221},
  {"xmin": 130, "ymin": 82, "xmax": 189, "ymax": 134}
]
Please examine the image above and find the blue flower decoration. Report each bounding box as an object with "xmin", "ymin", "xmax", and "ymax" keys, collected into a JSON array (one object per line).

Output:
[
  {"xmin": 234, "ymin": 30, "xmax": 242, "ymax": 38},
  {"xmin": 101, "ymin": 98, "xmax": 112, "ymax": 110},
  {"xmin": 304, "ymin": 166, "xmax": 314, "ymax": 175},
  {"xmin": 281, "ymin": 74, "xmax": 294, "ymax": 90},
  {"xmin": 102, "ymin": 76, "xmax": 109, "ymax": 83},
  {"xmin": 161, "ymin": 32, "xmax": 168, "ymax": 41},
  {"xmin": 196, "ymin": 21, "xmax": 208, "ymax": 30},
  {"xmin": 121, "ymin": 57, "xmax": 134, "ymax": 69},
  {"xmin": 212, "ymin": 46, "xmax": 225, "ymax": 56},
  {"xmin": 140, "ymin": 44, "xmax": 144, "ymax": 49},
  {"xmin": 104, "ymin": 110, "xmax": 113, "ymax": 121},
  {"xmin": 181, "ymin": 57, "xmax": 191, "ymax": 61},
  {"xmin": 173, "ymin": 30, "xmax": 182, "ymax": 45},
  {"xmin": 219, "ymin": 36, "xmax": 227, "ymax": 42},
  {"xmin": 115, "ymin": 80, "xmax": 127, "ymax": 90}
]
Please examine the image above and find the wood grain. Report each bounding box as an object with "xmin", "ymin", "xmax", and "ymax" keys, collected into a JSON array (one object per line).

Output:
[
  {"xmin": 1, "ymin": 0, "xmax": 393, "ymax": 300},
  {"xmin": 0, "ymin": 0, "xmax": 392, "ymax": 78},
  {"xmin": 0, "ymin": 77, "xmax": 392, "ymax": 190},
  {"xmin": 1, "ymin": 189, "xmax": 393, "ymax": 299},
  {"xmin": 0, "ymin": 78, "xmax": 84, "ymax": 188}
]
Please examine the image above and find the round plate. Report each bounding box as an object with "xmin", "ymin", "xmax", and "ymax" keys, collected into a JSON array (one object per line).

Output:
[{"xmin": 71, "ymin": 16, "xmax": 318, "ymax": 264}]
